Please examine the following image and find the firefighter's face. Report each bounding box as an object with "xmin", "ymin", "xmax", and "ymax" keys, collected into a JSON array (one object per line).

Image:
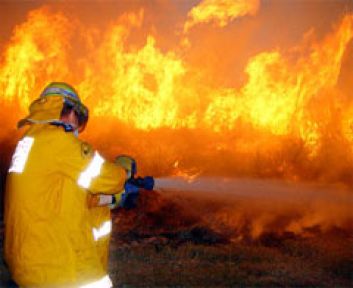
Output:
[{"xmin": 61, "ymin": 110, "xmax": 79, "ymax": 130}]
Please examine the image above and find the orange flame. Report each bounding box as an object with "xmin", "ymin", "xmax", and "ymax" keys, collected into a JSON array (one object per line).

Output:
[
  {"xmin": 1, "ymin": 3, "xmax": 353, "ymax": 183},
  {"xmin": 0, "ymin": 7, "xmax": 71, "ymax": 109},
  {"xmin": 183, "ymin": 0, "xmax": 260, "ymax": 33}
]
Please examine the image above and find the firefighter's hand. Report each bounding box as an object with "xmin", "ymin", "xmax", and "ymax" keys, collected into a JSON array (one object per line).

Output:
[{"xmin": 119, "ymin": 182, "xmax": 139, "ymax": 209}]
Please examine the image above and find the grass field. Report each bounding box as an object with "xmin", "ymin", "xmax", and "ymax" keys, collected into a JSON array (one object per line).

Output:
[
  {"xmin": 108, "ymin": 229, "xmax": 352, "ymax": 287},
  {"xmin": 107, "ymin": 183, "xmax": 353, "ymax": 287}
]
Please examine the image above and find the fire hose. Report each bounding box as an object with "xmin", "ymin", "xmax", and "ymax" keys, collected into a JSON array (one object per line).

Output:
[
  {"xmin": 113, "ymin": 155, "xmax": 154, "ymax": 209},
  {"xmin": 118, "ymin": 175, "xmax": 155, "ymax": 209}
]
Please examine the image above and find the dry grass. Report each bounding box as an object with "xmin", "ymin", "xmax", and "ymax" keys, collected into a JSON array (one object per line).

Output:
[{"xmin": 107, "ymin": 219, "xmax": 352, "ymax": 287}]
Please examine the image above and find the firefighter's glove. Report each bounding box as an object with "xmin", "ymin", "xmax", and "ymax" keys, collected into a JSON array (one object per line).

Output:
[
  {"xmin": 119, "ymin": 182, "xmax": 140, "ymax": 210},
  {"xmin": 87, "ymin": 194, "xmax": 114, "ymax": 208}
]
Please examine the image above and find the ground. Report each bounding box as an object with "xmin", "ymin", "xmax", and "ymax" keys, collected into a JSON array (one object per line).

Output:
[
  {"xmin": 0, "ymin": 187, "xmax": 352, "ymax": 287},
  {"xmin": 108, "ymin": 229, "xmax": 352, "ymax": 287}
]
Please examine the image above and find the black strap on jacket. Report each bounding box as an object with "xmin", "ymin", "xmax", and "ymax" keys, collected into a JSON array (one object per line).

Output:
[{"xmin": 50, "ymin": 121, "xmax": 74, "ymax": 132}]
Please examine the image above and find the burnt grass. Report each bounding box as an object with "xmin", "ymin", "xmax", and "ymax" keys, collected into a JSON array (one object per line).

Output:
[
  {"xmin": 108, "ymin": 232, "xmax": 352, "ymax": 287},
  {"xmin": 105, "ymin": 191, "xmax": 353, "ymax": 287}
]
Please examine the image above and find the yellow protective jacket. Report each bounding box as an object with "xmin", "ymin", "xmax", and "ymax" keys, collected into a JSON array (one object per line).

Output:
[{"xmin": 4, "ymin": 96, "xmax": 126, "ymax": 287}]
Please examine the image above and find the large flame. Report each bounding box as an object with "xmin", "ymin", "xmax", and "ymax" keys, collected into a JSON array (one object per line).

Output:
[
  {"xmin": 1, "ymin": 0, "xmax": 353, "ymax": 242},
  {"xmin": 183, "ymin": 0, "xmax": 260, "ymax": 32},
  {"xmin": 1, "ymin": 1, "xmax": 353, "ymax": 182},
  {"xmin": 0, "ymin": 7, "xmax": 71, "ymax": 108}
]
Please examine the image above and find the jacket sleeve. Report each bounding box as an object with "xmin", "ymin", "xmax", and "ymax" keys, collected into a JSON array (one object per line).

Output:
[{"xmin": 57, "ymin": 133, "xmax": 126, "ymax": 194}]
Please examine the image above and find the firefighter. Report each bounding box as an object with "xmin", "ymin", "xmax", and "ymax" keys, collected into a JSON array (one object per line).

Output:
[{"xmin": 4, "ymin": 82, "xmax": 134, "ymax": 287}]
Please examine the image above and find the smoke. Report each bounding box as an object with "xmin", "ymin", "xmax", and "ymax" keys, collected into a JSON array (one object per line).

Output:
[{"xmin": 113, "ymin": 177, "xmax": 353, "ymax": 242}]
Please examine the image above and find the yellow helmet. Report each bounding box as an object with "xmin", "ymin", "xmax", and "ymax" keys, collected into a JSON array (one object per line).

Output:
[
  {"xmin": 41, "ymin": 82, "xmax": 89, "ymax": 131},
  {"xmin": 18, "ymin": 82, "xmax": 89, "ymax": 132}
]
